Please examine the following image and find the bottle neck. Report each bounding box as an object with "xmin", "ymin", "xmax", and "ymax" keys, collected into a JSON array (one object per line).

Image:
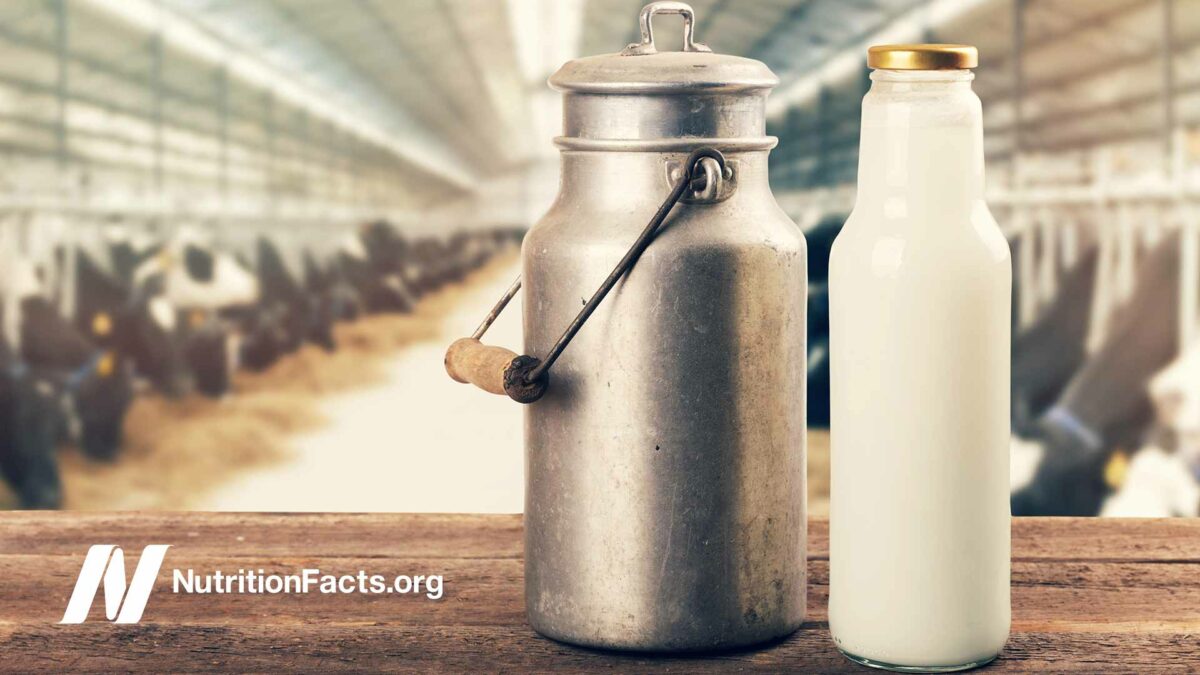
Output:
[{"xmin": 856, "ymin": 69, "xmax": 985, "ymax": 215}]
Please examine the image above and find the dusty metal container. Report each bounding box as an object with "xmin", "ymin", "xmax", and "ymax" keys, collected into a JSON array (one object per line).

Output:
[{"xmin": 445, "ymin": 1, "xmax": 806, "ymax": 652}]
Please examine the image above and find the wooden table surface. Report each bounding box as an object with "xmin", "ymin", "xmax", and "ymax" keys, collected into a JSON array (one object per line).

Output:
[{"xmin": 1, "ymin": 514, "xmax": 1198, "ymax": 673}]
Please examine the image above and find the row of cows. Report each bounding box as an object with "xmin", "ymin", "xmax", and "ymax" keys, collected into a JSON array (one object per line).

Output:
[
  {"xmin": 1008, "ymin": 225, "xmax": 1196, "ymax": 516},
  {"xmin": 0, "ymin": 222, "xmax": 520, "ymax": 508},
  {"xmin": 803, "ymin": 213, "xmax": 1198, "ymax": 517}
]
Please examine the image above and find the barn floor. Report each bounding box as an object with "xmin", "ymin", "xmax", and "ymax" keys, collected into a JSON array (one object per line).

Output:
[
  {"xmin": 0, "ymin": 251, "xmax": 834, "ymax": 513},
  {"xmin": 197, "ymin": 254, "xmax": 528, "ymax": 512}
]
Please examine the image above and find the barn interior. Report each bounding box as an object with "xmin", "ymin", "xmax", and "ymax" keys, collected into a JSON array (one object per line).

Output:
[{"xmin": 0, "ymin": 0, "xmax": 1196, "ymax": 516}]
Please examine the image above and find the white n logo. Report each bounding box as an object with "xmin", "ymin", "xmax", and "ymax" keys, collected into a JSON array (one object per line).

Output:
[{"xmin": 60, "ymin": 545, "xmax": 170, "ymax": 624}]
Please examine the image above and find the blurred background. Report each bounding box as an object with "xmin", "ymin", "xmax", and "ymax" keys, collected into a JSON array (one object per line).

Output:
[{"xmin": 0, "ymin": 0, "xmax": 1196, "ymax": 517}]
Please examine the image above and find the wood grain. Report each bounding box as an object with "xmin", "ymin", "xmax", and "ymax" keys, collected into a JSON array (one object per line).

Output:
[
  {"xmin": 0, "ymin": 513, "xmax": 1196, "ymax": 672},
  {"xmin": 443, "ymin": 337, "xmax": 518, "ymax": 397},
  {"xmin": 0, "ymin": 512, "xmax": 524, "ymax": 558},
  {"xmin": 2, "ymin": 625, "xmax": 1198, "ymax": 674}
]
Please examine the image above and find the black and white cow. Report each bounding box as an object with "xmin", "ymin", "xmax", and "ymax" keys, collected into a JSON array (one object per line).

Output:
[
  {"xmin": 304, "ymin": 249, "xmax": 364, "ymax": 325},
  {"xmin": 20, "ymin": 295, "xmax": 134, "ymax": 462},
  {"xmin": 133, "ymin": 238, "xmax": 255, "ymax": 396},
  {"xmin": 0, "ymin": 324, "xmax": 62, "ymax": 508},
  {"xmin": 805, "ymin": 214, "xmax": 846, "ymax": 429},
  {"xmin": 224, "ymin": 302, "xmax": 290, "ymax": 372},
  {"xmin": 1099, "ymin": 342, "xmax": 1200, "ymax": 516},
  {"xmin": 1012, "ymin": 232, "xmax": 1184, "ymax": 516},
  {"xmin": 1010, "ymin": 245, "xmax": 1100, "ymax": 436},
  {"xmin": 107, "ymin": 230, "xmax": 162, "ymax": 285},
  {"xmin": 338, "ymin": 228, "xmax": 415, "ymax": 314},
  {"xmin": 256, "ymin": 236, "xmax": 333, "ymax": 352},
  {"xmin": 359, "ymin": 221, "xmax": 409, "ymax": 273},
  {"xmin": 401, "ymin": 236, "xmax": 449, "ymax": 298},
  {"xmin": 72, "ymin": 246, "xmax": 189, "ymax": 397},
  {"xmin": 444, "ymin": 230, "xmax": 499, "ymax": 282}
]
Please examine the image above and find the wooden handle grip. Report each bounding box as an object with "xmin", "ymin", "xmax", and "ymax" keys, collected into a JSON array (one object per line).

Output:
[{"xmin": 444, "ymin": 338, "xmax": 519, "ymax": 397}]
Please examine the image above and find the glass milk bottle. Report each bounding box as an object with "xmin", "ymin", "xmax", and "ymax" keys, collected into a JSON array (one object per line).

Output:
[{"xmin": 828, "ymin": 45, "xmax": 1011, "ymax": 672}]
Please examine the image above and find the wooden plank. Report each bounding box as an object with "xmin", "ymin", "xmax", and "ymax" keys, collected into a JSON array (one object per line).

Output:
[
  {"xmin": 810, "ymin": 561, "xmax": 1200, "ymax": 633},
  {"xmin": 0, "ymin": 512, "xmax": 523, "ymax": 559},
  {"xmin": 806, "ymin": 518, "xmax": 1200, "ymax": 562},
  {"xmin": 1, "ymin": 514, "xmax": 1198, "ymax": 672},
  {"xmin": 1007, "ymin": 518, "xmax": 1200, "ymax": 562},
  {"xmin": 2, "ymin": 555, "xmax": 1197, "ymax": 634},
  {"xmin": 0, "ymin": 556, "xmax": 526, "ymax": 626},
  {"xmin": 5, "ymin": 514, "xmax": 1199, "ymax": 562},
  {"xmin": 1, "ymin": 625, "xmax": 1197, "ymax": 674}
]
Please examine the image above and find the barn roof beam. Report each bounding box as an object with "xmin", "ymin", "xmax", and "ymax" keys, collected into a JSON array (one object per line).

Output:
[{"xmin": 80, "ymin": 0, "xmax": 476, "ymax": 192}]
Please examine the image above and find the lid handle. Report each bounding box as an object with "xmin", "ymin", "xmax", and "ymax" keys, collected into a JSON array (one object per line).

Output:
[{"xmin": 622, "ymin": 2, "xmax": 713, "ymax": 56}]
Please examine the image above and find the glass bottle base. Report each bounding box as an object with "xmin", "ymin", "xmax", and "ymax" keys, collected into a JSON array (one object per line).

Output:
[{"xmin": 839, "ymin": 649, "xmax": 999, "ymax": 673}]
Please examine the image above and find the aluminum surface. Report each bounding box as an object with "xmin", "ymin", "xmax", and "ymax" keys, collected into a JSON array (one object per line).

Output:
[{"xmin": 522, "ymin": 3, "xmax": 807, "ymax": 651}]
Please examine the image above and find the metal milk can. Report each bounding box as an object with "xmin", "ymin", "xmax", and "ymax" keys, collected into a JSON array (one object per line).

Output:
[{"xmin": 444, "ymin": 1, "xmax": 807, "ymax": 652}]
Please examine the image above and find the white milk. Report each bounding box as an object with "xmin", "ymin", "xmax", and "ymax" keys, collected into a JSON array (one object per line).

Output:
[{"xmin": 828, "ymin": 67, "xmax": 1011, "ymax": 670}]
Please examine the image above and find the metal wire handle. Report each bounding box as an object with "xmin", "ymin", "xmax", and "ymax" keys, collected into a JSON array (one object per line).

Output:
[{"xmin": 460, "ymin": 147, "xmax": 727, "ymax": 403}]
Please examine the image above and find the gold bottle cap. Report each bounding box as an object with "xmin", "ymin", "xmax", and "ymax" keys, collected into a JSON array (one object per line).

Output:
[{"xmin": 867, "ymin": 44, "xmax": 978, "ymax": 70}]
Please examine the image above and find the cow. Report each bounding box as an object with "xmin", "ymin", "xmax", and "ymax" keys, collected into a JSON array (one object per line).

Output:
[
  {"xmin": 337, "ymin": 230, "xmax": 415, "ymax": 314},
  {"xmin": 256, "ymin": 236, "xmax": 332, "ymax": 352},
  {"xmin": 305, "ymin": 250, "xmax": 364, "ymax": 325},
  {"xmin": 805, "ymin": 214, "xmax": 845, "ymax": 429},
  {"xmin": 403, "ymin": 237, "xmax": 450, "ymax": 297},
  {"xmin": 1009, "ymin": 236, "xmax": 1023, "ymax": 333},
  {"xmin": 20, "ymin": 295, "xmax": 134, "ymax": 462},
  {"xmin": 1099, "ymin": 342, "xmax": 1200, "ymax": 517},
  {"xmin": 1100, "ymin": 446, "xmax": 1199, "ymax": 517},
  {"xmin": 1010, "ymin": 245, "xmax": 1100, "ymax": 436},
  {"xmin": 133, "ymin": 238, "xmax": 255, "ymax": 396},
  {"xmin": 1148, "ymin": 340, "xmax": 1200, "ymax": 452},
  {"xmin": 72, "ymin": 246, "xmax": 189, "ymax": 397},
  {"xmin": 224, "ymin": 302, "xmax": 290, "ymax": 372},
  {"xmin": 443, "ymin": 230, "xmax": 500, "ymax": 282},
  {"xmin": 107, "ymin": 230, "xmax": 161, "ymax": 285},
  {"xmin": 1011, "ymin": 232, "xmax": 1183, "ymax": 516},
  {"xmin": 359, "ymin": 221, "xmax": 409, "ymax": 275},
  {"xmin": 0, "ymin": 331, "xmax": 62, "ymax": 509},
  {"xmin": 180, "ymin": 307, "xmax": 234, "ymax": 398}
]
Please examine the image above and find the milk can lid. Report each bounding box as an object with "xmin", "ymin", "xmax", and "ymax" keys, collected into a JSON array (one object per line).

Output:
[{"xmin": 549, "ymin": 2, "xmax": 778, "ymax": 95}]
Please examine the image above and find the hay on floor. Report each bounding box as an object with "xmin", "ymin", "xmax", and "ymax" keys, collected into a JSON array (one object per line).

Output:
[{"xmin": 0, "ymin": 252, "xmax": 518, "ymax": 510}]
